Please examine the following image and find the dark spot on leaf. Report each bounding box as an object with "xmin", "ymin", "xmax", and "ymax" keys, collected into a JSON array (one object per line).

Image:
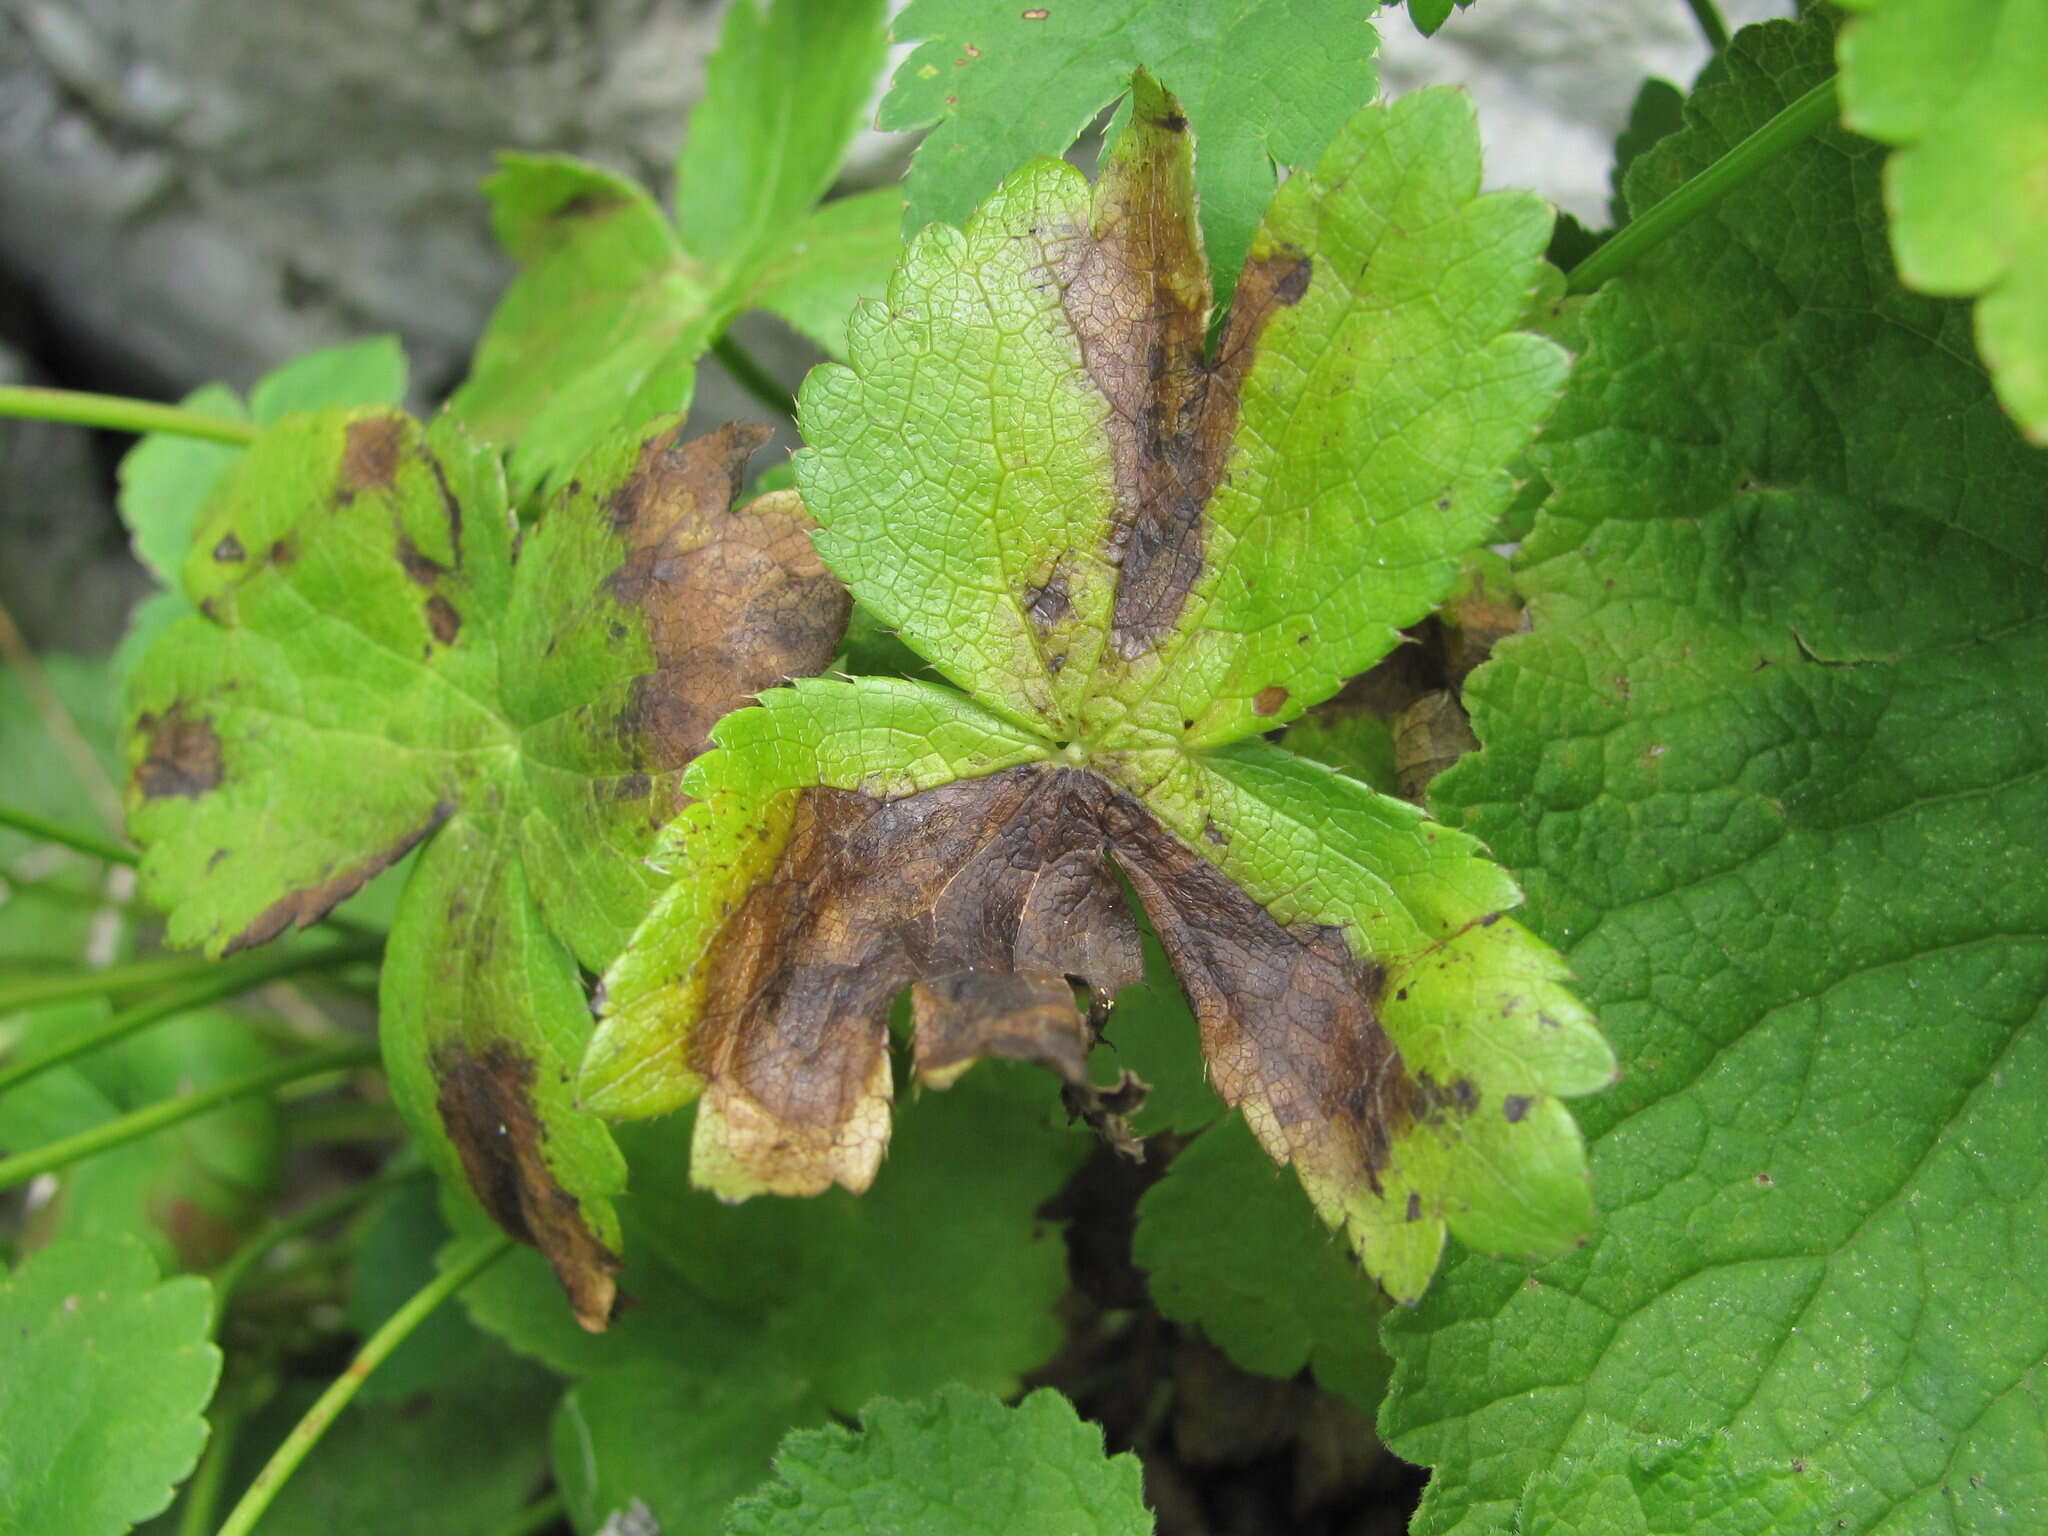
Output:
[
  {"xmin": 431, "ymin": 1040, "xmax": 620, "ymax": 1331},
  {"xmin": 223, "ymin": 801, "xmax": 452, "ymax": 953},
  {"xmin": 1160, "ymin": 112, "xmax": 1188, "ymax": 133},
  {"xmin": 1405, "ymin": 1192, "xmax": 1423, "ymax": 1222},
  {"xmin": 1021, "ymin": 6, "xmax": 1048, "ymax": 16},
  {"xmin": 134, "ymin": 705, "xmax": 225, "ymax": 800},
  {"xmin": 425, "ymin": 594, "xmax": 461, "ymax": 645},
  {"xmin": 607, "ymin": 620, "xmax": 628, "ymax": 642},
  {"xmin": 551, "ymin": 189, "xmax": 626, "ymax": 223},
  {"xmin": 206, "ymin": 848, "xmax": 229, "ymax": 872},
  {"xmin": 1253, "ymin": 685, "xmax": 1289, "ymax": 717},
  {"xmin": 1755, "ymin": 1170, "xmax": 1774, "ymax": 1187},
  {"xmin": 1502, "ymin": 1094, "xmax": 1532, "ymax": 1123},
  {"xmin": 212, "ymin": 533, "xmax": 246, "ymax": 562},
  {"xmin": 397, "ymin": 535, "xmax": 449, "ymax": 586},
  {"xmin": 1202, "ymin": 818, "xmax": 1227, "ymax": 846},
  {"xmin": 339, "ymin": 416, "xmax": 403, "ymax": 494},
  {"xmin": 1479, "ymin": 912, "xmax": 1502, "ymax": 927},
  {"xmin": 267, "ymin": 539, "xmax": 295, "ymax": 567},
  {"xmin": 1024, "ymin": 568, "xmax": 1072, "ymax": 629},
  {"xmin": 613, "ymin": 772, "xmax": 653, "ymax": 802}
]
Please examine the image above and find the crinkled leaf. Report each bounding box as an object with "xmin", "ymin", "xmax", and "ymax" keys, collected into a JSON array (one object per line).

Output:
[
  {"xmin": 1836, "ymin": 0, "xmax": 2048, "ymax": 441},
  {"xmin": 1384, "ymin": 17, "xmax": 2048, "ymax": 1534},
  {"xmin": 454, "ymin": 1074, "xmax": 1085, "ymax": 1536},
  {"xmin": 0, "ymin": 1237, "xmax": 220, "ymax": 1536},
  {"xmin": 452, "ymin": 0, "xmax": 893, "ymax": 495},
  {"xmin": 124, "ymin": 411, "xmax": 847, "ymax": 1325},
  {"xmin": 1518, "ymin": 1428, "xmax": 1837, "ymax": 1536},
  {"xmin": 880, "ymin": 0, "xmax": 1378, "ymax": 297},
  {"xmin": 722, "ymin": 1386, "xmax": 1151, "ymax": 1536},
  {"xmin": 1133, "ymin": 1113, "xmax": 1391, "ymax": 1412},
  {"xmin": 593, "ymin": 79, "xmax": 1605, "ymax": 1302}
]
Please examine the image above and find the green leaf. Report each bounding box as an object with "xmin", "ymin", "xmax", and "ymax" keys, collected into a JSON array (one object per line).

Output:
[
  {"xmin": 722, "ymin": 1386, "xmax": 1151, "ymax": 1536},
  {"xmin": 1610, "ymin": 78, "xmax": 1686, "ymax": 227},
  {"xmin": 0, "ymin": 1236, "xmax": 220, "ymax": 1536},
  {"xmin": 452, "ymin": 0, "xmax": 894, "ymax": 495},
  {"xmin": 457, "ymin": 1073, "xmax": 1085, "ymax": 1536},
  {"xmin": 593, "ymin": 78, "xmax": 1604, "ymax": 1302},
  {"xmin": 1517, "ymin": 1428, "xmax": 1836, "ymax": 1536},
  {"xmin": 880, "ymin": 0, "xmax": 1379, "ymax": 297},
  {"xmin": 1132, "ymin": 1114, "xmax": 1390, "ymax": 1412},
  {"xmin": 1384, "ymin": 16, "xmax": 2048, "ymax": 1534},
  {"xmin": 344, "ymin": 1178, "xmax": 499, "ymax": 1403},
  {"xmin": 1836, "ymin": 0, "xmax": 2048, "ymax": 442},
  {"xmin": 203, "ymin": 1349, "xmax": 558, "ymax": 1536},
  {"xmin": 123, "ymin": 411, "xmax": 848, "ymax": 1326}
]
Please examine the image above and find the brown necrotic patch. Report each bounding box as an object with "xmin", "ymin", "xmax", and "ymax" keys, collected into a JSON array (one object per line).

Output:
[
  {"xmin": 223, "ymin": 800, "xmax": 452, "ymax": 953},
  {"xmin": 338, "ymin": 416, "xmax": 403, "ymax": 494},
  {"xmin": 425, "ymin": 595, "xmax": 462, "ymax": 645},
  {"xmin": 432, "ymin": 1039, "xmax": 620, "ymax": 1331},
  {"xmin": 212, "ymin": 533, "xmax": 246, "ymax": 563},
  {"xmin": 1050, "ymin": 80, "xmax": 1315, "ymax": 662},
  {"xmin": 602, "ymin": 421, "xmax": 849, "ymax": 772},
  {"xmin": 688, "ymin": 766, "xmax": 1144, "ymax": 1196},
  {"xmin": 134, "ymin": 704, "xmax": 225, "ymax": 800}
]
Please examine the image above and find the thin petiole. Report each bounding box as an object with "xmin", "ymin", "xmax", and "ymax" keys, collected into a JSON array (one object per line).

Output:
[
  {"xmin": 0, "ymin": 951, "xmax": 237, "ymax": 1016},
  {"xmin": 1682, "ymin": 0, "xmax": 1729, "ymax": 52},
  {"xmin": 0, "ymin": 803, "xmax": 137, "ymax": 865},
  {"xmin": 0, "ymin": 936, "xmax": 384, "ymax": 1094},
  {"xmin": 0, "ymin": 1039, "xmax": 380, "ymax": 1193},
  {"xmin": 212, "ymin": 1234, "xmax": 515, "ymax": 1536},
  {"xmin": 712, "ymin": 334, "xmax": 800, "ymax": 420},
  {"xmin": 0, "ymin": 385, "xmax": 257, "ymax": 445},
  {"xmin": 1568, "ymin": 74, "xmax": 1837, "ymax": 295}
]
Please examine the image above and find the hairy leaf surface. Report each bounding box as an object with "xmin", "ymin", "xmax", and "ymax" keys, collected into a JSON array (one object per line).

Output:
[
  {"xmin": 1836, "ymin": 0, "xmax": 2048, "ymax": 441},
  {"xmin": 451, "ymin": 0, "xmax": 897, "ymax": 495},
  {"xmin": 124, "ymin": 412, "xmax": 848, "ymax": 1326},
  {"xmin": 1384, "ymin": 17, "xmax": 2048, "ymax": 1532},
  {"xmin": 591, "ymin": 78, "xmax": 1607, "ymax": 1301}
]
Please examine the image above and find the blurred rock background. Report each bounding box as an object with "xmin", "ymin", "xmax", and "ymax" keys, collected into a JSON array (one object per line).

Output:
[{"xmin": 0, "ymin": 0, "xmax": 1783, "ymax": 653}]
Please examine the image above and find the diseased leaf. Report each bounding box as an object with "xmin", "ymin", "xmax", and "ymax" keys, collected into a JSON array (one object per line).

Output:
[
  {"xmin": 124, "ymin": 411, "xmax": 848, "ymax": 1326},
  {"xmin": 1133, "ymin": 1113, "xmax": 1391, "ymax": 1412},
  {"xmin": 451, "ymin": 0, "xmax": 895, "ymax": 495},
  {"xmin": 0, "ymin": 1237, "xmax": 220, "ymax": 1536},
  {"xmin": 880, "ymin": 0, "xmax": 1379, "ymax": 296},
  {"xmin": 591, "ymin": 78, "xmax": 1606, "ymax": 1302},
  {"xmin": 1836, "ymin": 0, "xmax": 2048, "ymax": 441},
  {"xmin": 1384, "ymin": 16, "xmax": 2048, "ymax": 1534},
  {"xmin": 722, "ymin": 1386, "xmax": 1152, "ymax": 1536}
]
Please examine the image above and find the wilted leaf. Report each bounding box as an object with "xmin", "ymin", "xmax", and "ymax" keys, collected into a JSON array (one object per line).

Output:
[
  {"xmin": 451, "ymin": 0, "xmax": 897, "ymax": 495},
  {"xmin": 1836, "ymin": 0, "xmax": 2048, "ymax": 441},
  {"xmin": 0, "ymin": 1237, "xmax": 219, "ymax": 1536},
  {"xmin": 590, "ymin": 78, "xmax": 1609, "ymax": 1301},
  {"xmin": 1383, "ymin": 16, "xmax": 2048, "ymax": 1534},
  {"xmin": 124, "ymin": 411, "xmax": 848, "ymax": 1326},
  {"xmin": 881, "ymin": 0, "xmax": 1380, "ymax": 296},
  {"xmin": 722, "ymin": 1386, "xmax": 1151, "ymax": 1536}
]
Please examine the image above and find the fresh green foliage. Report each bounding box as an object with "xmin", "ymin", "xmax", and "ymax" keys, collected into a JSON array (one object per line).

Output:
[
  {"xmin": 0, "ymin": 1237, "xmax": 219, "ymax": 1535},
  {"xmin": 881, "ymin": 0, "xmax": 1380, "ymax": 296},
  {"xmin": 458, "ymin": 1073, "xmax": 1082, "ymax": 1535},
  {"xmin": 1836, "ymin": 0, "xmax": 2048, "ymax": 441},
  {"xmin": 1133, "ymin": 1114, "xmax": 1390, "ymax": 1412},
  {"xmin": 589, "ymin": 74, "xmax": 1609, "ymax": 1305},
  {"xmin": 723, "ymin": 1386, "xmax": 1151, "ymax": 1536},
  {"xmin": 1383, "ymin": 15, "xmax": 2048, "ymax": 1532},
  {"xmin": 451, "ymin": 0, "xmax": 896, "ymax": 495},
  {"xmin": 1516, "ymin": 1432, "xmax": 1833, "ymax": 1536}
]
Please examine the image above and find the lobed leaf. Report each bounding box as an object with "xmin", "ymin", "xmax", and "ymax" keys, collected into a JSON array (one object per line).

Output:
[
  {"xmin": 1384, "ymin": 15, "xmax": 2048, "ymax": 1532},
  {"xmin": 592, "ymin": 76, "xmax": 1606, "ymax": 1301}
]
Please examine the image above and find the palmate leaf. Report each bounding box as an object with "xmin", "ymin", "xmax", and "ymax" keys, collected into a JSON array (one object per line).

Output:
[
  {"xmin": 880, "ymin": 0, "xmax": 1380, "ymax": 300},
  {"xmin": 1382, "ymin": 15, "xmax": 2048, "ymax": 1533},
  {"xmin": 450, "ymin": 0, "xmax": 898, "ymax": 497},
  {"xmin": 123, "ymin": 410, "xmax": 848, "ymax": 1327},
  {"xmin": 1836, "ymin": 0, "xmax": 2048, "ymax": 442},
  {"xmin": 587, "ymin": 75, "xmax": 1611, "ymax": 1302}
]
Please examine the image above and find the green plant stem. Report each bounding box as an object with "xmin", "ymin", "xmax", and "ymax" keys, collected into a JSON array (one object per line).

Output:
[
  {"xmin": 0, "ymin": 951, "xmax": 236, "ymax": 1015},
  {"xmin": 1682, "ymin": 0, "xmax": 1729, "ymax": 52},
  {"xmin": 1567, "ymin": 74, "xmax": 1838, "ymax": 295},
  {"xmin": 492, "ymin": 1493, "xmax": 568, "ymax": 1536},
  {"xmin": 213, "ymin": 1234, "xmax": 515, "ymax": 1536},
  {"xmin": 0, "ymin": 1040, "xmax": 379, "ymax": 1193},
  {"xmin": 0, "ymin": 385, "xmax": 257, "ymax": 445},
  {"xmin": 712, "ymin": 334, "xmax": 799, "ymax": 420},
  {"xmin": 212, "ymin": 1162, "xmax": 425, "ymax": 1314},
  {"xmin": 0, "ymin": 802, "xmax": 138, "ymax": 865},
  {"xmin": 0, "ymin": 937, "xmax": 383, "ymax": 1093}
]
